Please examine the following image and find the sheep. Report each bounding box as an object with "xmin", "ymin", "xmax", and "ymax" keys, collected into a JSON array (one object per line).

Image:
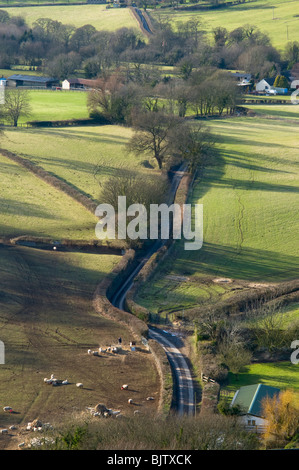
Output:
[
  {"xmin": 62, "ymin": 379, "xmax": 69, "ymax": 385},
  {"xmin": 134, "ymin": 410, "xmax": 140, "ymax": 415},
  {"xmin": 3, "ymin": 406, "xmax": 12, "ymax": 412},
  {"xmin": 99, "ymin": 347, "xmax": 107, "ymax": 354},
  {"xmin": 76, "ymin": 383, "xmax": 83, "ymax": 388},
  {"xmin": 121, "ymin": 384, "xmax": 128, "ymax": 390},
  {"xmin": 18, "ymin": 442, "xmax": 25, "ymax": 448},
  {"xmin": 128, "ymin": 399, "xmax": 133, "ymax": 404},
  {"xmin": 146, "ymin": 397, "xmax": 155, "ymax": 401},
  {"xmin": 1, "ymin": 429, "xmax": 8, "ymax": 434},
  {"xmin": 9, "ymin": 425, "xmax": 17, "ymax": 430},
  {"xmin": 87, "ymin": 349, "xmax": 92, "ymax": 355},
  {"xmin": 92, "ymin": 351, "xmax": 99, "ymax": 356}
]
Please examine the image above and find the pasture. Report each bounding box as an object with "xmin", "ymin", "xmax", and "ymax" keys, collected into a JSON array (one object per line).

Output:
[
  {"xmin": 223, "ymin": 362, "xmax": 299, "ymax": 397},
  {"xmin": 150, "ymin": 0, "xmax": 299, "ymax": 49},
  {"xmin": 0, "ymin": 245, "xmax": 159, "ymax": 448},
  {"xmin": 1, "ymin": 125, "xmax": 160, "ymax": 204},
  {"xmin": 135, "ymin": 115, "xmax": 299, "ymax": 315},
  {"xmin": 22, "ymin": 90, "xmax": 90, "ymax": 123},
  {"xmin": 2, "ymin": 4, "xmax": 139, "ymax": 32},
  {"xmin": 0, "ymin": 152, "xmax": 97, "ymax": 240}
]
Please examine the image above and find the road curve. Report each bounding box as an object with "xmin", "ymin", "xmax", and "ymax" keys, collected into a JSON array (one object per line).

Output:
[{"xmin": 110, "ymin": 165, "xmax": 195, "ymax": 416}]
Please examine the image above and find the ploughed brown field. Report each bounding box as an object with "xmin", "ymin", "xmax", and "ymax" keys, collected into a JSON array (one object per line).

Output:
[{"xmin": 0, "ymin": 246, "xmax": 160, "ymax": 450}]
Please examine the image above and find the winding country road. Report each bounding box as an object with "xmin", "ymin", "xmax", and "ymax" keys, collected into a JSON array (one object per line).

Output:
[{"xmin": 111, "ymin": 166, "xmax": 195, "ymax": 416}]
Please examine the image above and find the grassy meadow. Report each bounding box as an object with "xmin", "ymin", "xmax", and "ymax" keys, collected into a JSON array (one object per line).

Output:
[
  {"xmin": 150, "ymin": 0, "xmax": 299, "ymax": 49},
  {"xmin": 0, "ymin": 124, "xmax": 158, "ymax": 205},
  {"xmin": 2, "ymin": 4, "xmax": 139, "ymax": 31},
  {"xmin": 135, "ymin": 115, "xmax": 299, "ymax": 315},
  {"xmin": 223, "ymin": 362, "xmax": 299, "ymax": 398},
  {"xmin": 0, "ymin": 152, "xmax": 98, "ymax": 240},
  {"xmin": 23, "ymin": 90, "xmax": 90, "ymax": 123}
]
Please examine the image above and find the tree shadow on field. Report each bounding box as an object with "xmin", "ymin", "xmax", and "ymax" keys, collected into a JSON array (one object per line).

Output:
[
  {"xmin": 25, "ymin": 128, "xmax": 130, "ymax": 145},
  {"xmin": 173, "ymin": 242, "xmax": 299, "ymax": 281}
]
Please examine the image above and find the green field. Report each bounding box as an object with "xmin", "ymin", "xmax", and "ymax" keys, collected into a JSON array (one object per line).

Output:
[
  {"xmin": 22, "ymin": 90, "xmax": 90, "ymax": 123},
  {"xmin": 0, "ymin": 89, "xmax": 89, "ymax": 124},
  {"xmin": 2, "ymin": 4, "xmax": 139, "ymax": 31},
  {"xmin": 135, "ymin": 115, "xmax": 299, "ymax": 315},
  {"xmin": 151, "ymin": 0, "xmax": 299, "ymax": 49},
  {"xmin": 246, "ymin": 103, "xmax": 299, "ymax": 121},
  {"xmin": 0, "ymin": 153, "xmax": 97, "ymax": 240},
  {"xmin": 1, "ymin": 125, "xmax": 159, "ymax": 204},
  {"xmin": 224, "ymin": 362, "xmax": 299, "ymax": 396}
]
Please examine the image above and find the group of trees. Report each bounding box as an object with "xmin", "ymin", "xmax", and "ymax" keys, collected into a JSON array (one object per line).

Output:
[{"xmin": 0, "ymin": 8, "xmax": 298, "ymax": 81}]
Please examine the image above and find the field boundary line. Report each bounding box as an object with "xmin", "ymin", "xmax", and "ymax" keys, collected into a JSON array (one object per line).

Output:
[{"xmin": 0, "ymin": 148, "xmax": 98, "ymax": 214}]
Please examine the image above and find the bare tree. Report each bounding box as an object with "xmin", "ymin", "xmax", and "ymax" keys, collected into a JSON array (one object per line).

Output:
[
  {"xmin": 127, "ymin": 111, "xmax": 182, "ymax": 170},
  {"xmin": 3, "ymin": 88, "xmax": 31, "ymax": 127}
]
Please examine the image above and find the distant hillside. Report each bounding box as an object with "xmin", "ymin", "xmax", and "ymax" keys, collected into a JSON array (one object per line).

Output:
[{"xmin": 150, "ymin": 0, "xmax": 299, "ymax": 49}]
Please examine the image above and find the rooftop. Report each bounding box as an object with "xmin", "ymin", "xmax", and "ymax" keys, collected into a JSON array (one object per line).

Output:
[
  {"xmin": 7, "ymin": 74, "xmax": 57, "ymax": 83},
  {"xmin": 231, "ymin": 383, "xmax": 280, "ymax": 418}
]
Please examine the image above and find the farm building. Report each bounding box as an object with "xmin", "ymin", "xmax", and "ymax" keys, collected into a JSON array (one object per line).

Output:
[
  {"xmin": 230, "ymin": 383, "xmax": 280, "ymax": 432},
  {"xmin": 6, "ymin": 74, "xmax": 59, "ymax": 88},
  {"xmin": 230, "ymin": 71, "xmax": 252, "ymax": 82},
  {"xmin": 62, "ymin": 78, "xmax": 99, "ymax": 90}
]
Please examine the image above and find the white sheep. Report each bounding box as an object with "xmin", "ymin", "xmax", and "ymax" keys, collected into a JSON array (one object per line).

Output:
[
  {"xmin": 1, "ymin": 429, "xmax": 8, "ymax": 434},
  {"xmin": 3, "ymin": 406, "xmax": 12, "ymax": 412},
  {"xmin": 76, "ymin": 383, "xmax": 83, "ymax": 388},
  {"xmin": 87, "ymin": 349, "xmax": 92, "ymax": 355},
  {"xmin": 92, "ymin": 351, "xmax": 99, "ymax": 356},
  {"xmin": 121, "ymin": 384, "xmax": 128, "ymax": 390},
  {"xmin": 62, "ymin": 379, "xmax": 69, "ymax": 385},
  {"xmin": 18, "ymin": 442, "xmax": 25, "ymax": 448},
  {"xmin": 146, "ymin": 397, "xmax": 155, "ymax": 401},
  {"xmin": 128, "ymin": 398, "xmax": 133, "ymax": 404}
]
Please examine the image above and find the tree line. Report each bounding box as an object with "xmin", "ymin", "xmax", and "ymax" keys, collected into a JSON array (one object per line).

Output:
[{"xmin": 0, "ymin": 9, "xmax": 298, "ymax": 79}]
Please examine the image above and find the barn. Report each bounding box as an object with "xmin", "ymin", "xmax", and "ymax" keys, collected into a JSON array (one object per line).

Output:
[{"xmin": 6, "ymin": 74, "xmax": 59, "ymax": 88}]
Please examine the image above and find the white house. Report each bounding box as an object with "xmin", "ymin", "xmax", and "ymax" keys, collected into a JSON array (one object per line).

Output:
[
  {"xmin": 255, "ymin": 78, "xmax": 276, "ymax": 92},
  {"xmin": 230, "ymin": 383, "xmax": 280, "ymax": 432}
]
